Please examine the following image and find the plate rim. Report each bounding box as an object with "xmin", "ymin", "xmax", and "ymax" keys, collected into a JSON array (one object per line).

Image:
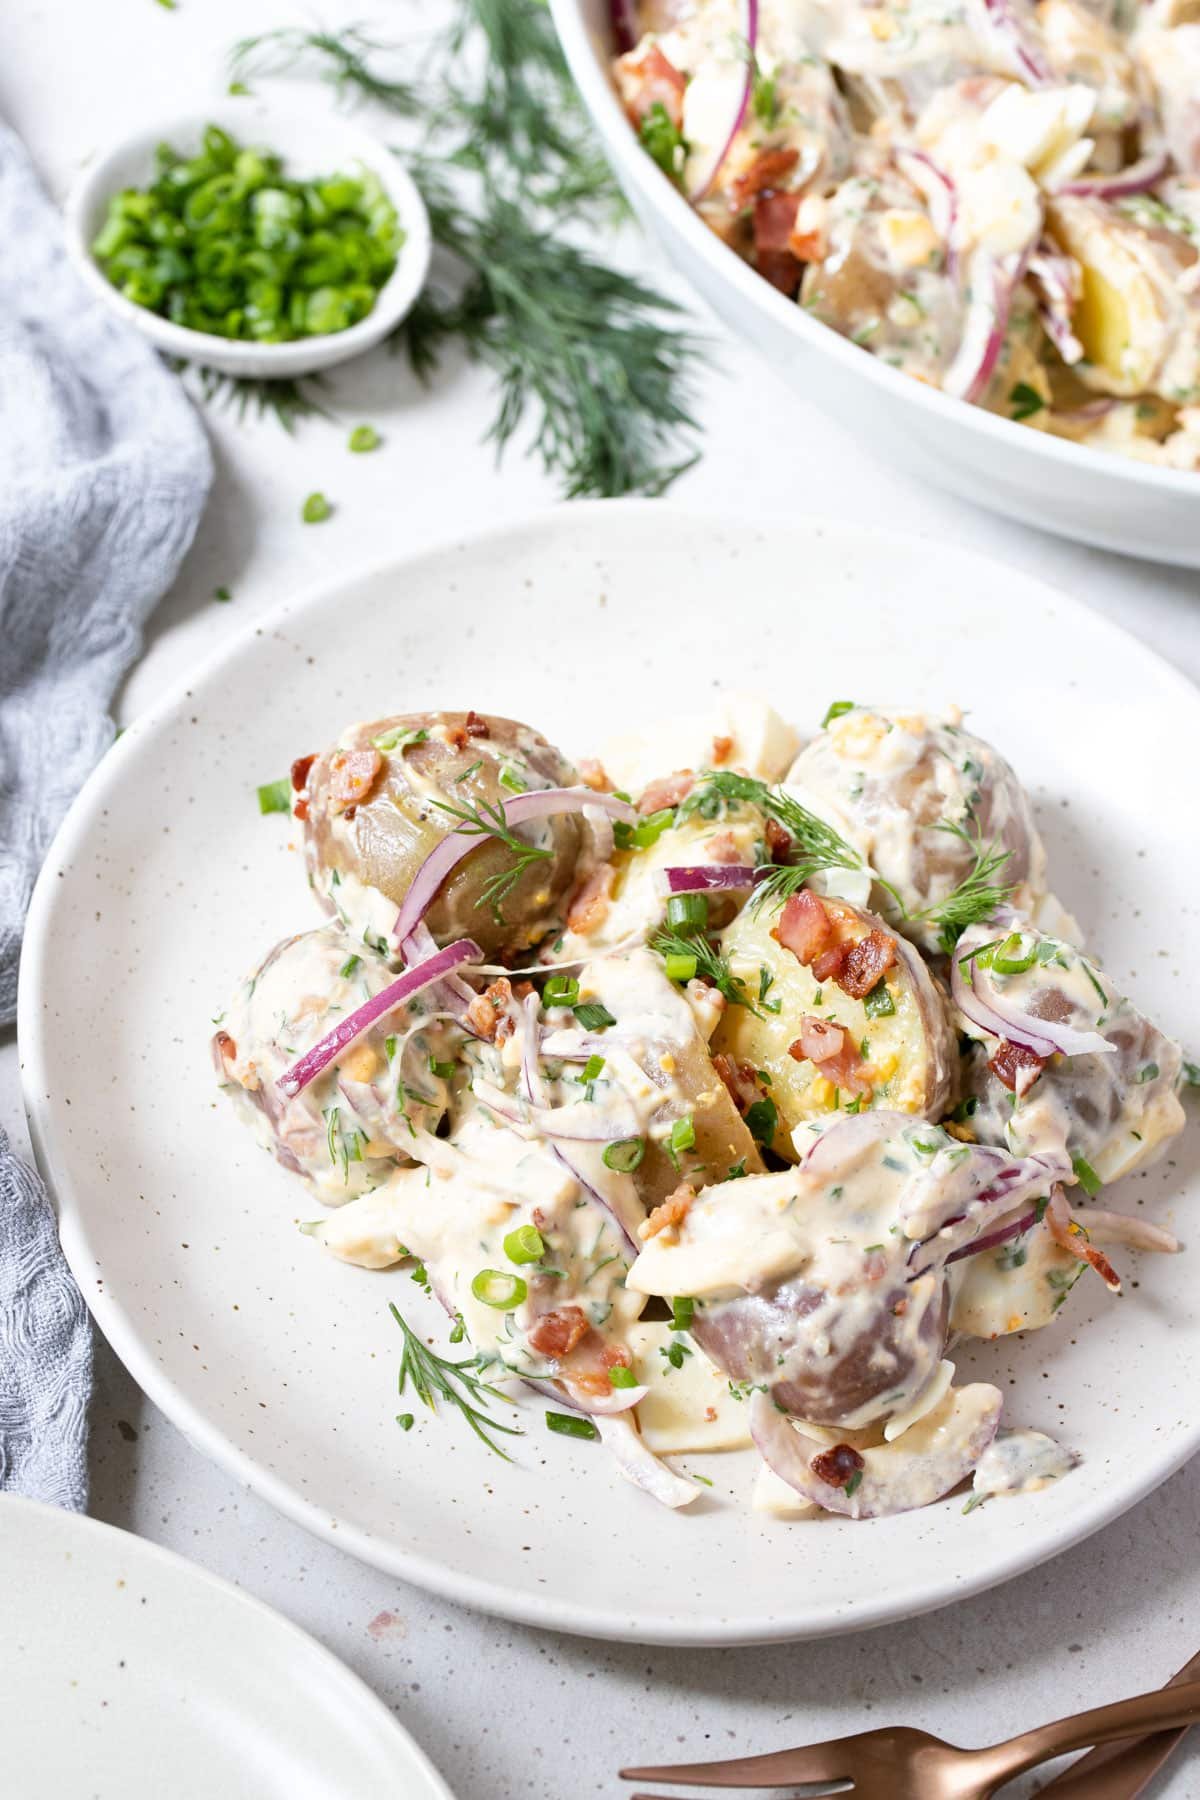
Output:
[
  {"xmin": 0, "ymin": 1491, "xmax": 455, "ymax": 1797},
  {"xmin": 19, "ymin": 498, "xmax": 1200, "ymax": 1645}
]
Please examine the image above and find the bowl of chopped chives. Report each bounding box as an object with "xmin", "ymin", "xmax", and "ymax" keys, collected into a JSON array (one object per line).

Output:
[{"xmin": 64, "ymin": 103, "xmax": 431, "ymax": 378}]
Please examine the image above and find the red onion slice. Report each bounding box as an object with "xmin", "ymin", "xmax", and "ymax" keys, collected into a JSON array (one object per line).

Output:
[
  {"xmin": 596, "ymin": 1414, "xmax": 700, "ymax": 1508},
  {"xmin": 954, "ymin": 922, "xmax": 1116, "ymax": 1059},
  {"xmin": 795, "ymin": 1108, "xmax": 904, "ymax": 1176},
  {"xmin": 523, "ymin": 1375, "xmax": 648, "ymax": 1415},
  {"xmin": 944, "ymin": 244, "xmax": 1036, "ymax": 405},
  {"xmin": 390, "ymin": 788, "xmax": 636, "ymax": 947},
  {"xmin": 950, "ymin": 935, "xmax": 1058, "ymax": 1058},
  {"xmin": 609, "ymin": 0, "xmax": 640, "ymax": 54},
  {"xmin": 1028, "ymin": 243, "xmax": 1083, "ymax": 365},
  {"xmin": 895, "ymin": 150, "xmax": 959, "ymax": 278},
  {"xmin": 661, "ymin": 864, "xmax": 759, "ymax": 893},
  {"xmin": 278, "ymin": 938, "xmax": 482, "ymax": 1098},
  {"xmin": 688, "ymin": 0, "xmax": 759, "ymax": 204},
  {"xmin": 945, "ymin": 1206, "xmax": 1038, "ymax": 1265},
  {"xmin": 1056, "ymin": 150, "xmax": 1170, "ymax": 200},
  {"xmin": 974, "ymin": 0, "xmax": 1052, "ymax": 86}
]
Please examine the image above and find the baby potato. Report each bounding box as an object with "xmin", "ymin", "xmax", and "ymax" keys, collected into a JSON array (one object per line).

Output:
[
  {"xmin": 302, "ymin": 711, "xmax": 584, "ymax": 959},
  {"xmin": 713, "ymin": 891, "xmax": 956, "ymax": 1157},
  {"xmin": 574, "ymin": 948, "xmax": 764, "ymax": 1207}
]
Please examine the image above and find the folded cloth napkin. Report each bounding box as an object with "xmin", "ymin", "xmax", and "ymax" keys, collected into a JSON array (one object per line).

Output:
[{"xmin": 0, "ymin": 121, "xmax": 212, "ymax": 1508}]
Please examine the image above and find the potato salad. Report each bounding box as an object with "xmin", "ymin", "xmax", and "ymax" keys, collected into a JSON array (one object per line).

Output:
[
  {"xmin": 613, "ymin": 0, "xmax": 1200, "ymax": 467},
  {"xmin": 213, "ymin": 696, "xmax": 1187, "ymax": 1521}
]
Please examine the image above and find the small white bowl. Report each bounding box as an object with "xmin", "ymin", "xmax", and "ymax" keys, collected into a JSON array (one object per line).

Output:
[{"xmin": 64, "ymin": 100, "xmax": 432, "ymax": 379}]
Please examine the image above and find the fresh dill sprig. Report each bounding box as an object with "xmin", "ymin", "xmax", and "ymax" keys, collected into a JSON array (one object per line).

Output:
[
  {"xmin": 430, "ymin": 794, "xmax": 552, "ymax": 924},
  {"xmin": 651, "ymin": 925, "xmax": 758, "ymax": 1013},
  {"xmin": 390, "ymin": 1303, "xmax": 523, "ymax": 1460},
  {"xmin": 226, "ymin": 10, "xmax": 703, "ymax": 494},
  {"xmin": 229, "ymin": 24, "xmax": 420, "ymax": 113},
  {"xmin": 189, "ymin": 365, "xmax": 331, "ymax": 432},
  {"xmin": 680, "ymin": 771, "xmax": 862, "ymax": 914},
  {"xmin": 909, "ymin": 823, "xmax": 1015, "ymax": 952}
]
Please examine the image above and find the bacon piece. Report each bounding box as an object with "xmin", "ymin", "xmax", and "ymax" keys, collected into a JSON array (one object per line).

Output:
[
  {"xmin": 566, "ymin": 862, "xmax": 615, "ymax": 935},
  {"xmin": 757, "ymin": 249, "xmax": 802, "ymax": 295},
  {"xmin": 706, "ymin": 829, "xmax": 740, "ymax": 864},
  {"xmin": 787, "ymin": 1020, "xmax": 872, "ymax": 1096},
  {"xmin": 838, "ymin": 929, "xmax": 896, "ymax": 999},
  {"xmin": 466, "ymin": 978, "xmax": 514, "ymax": 1042},
  {"xmin": 765, "ymin": 816, "xmax": 792, "ymax": 862},
  {"xmin": 1047, "ymin": 1189, "xmax": 1122, "ymax": 1294},
  {"xmin": 789, "ymin": 193, "xmax": 830, "ymax": 262},
  {"xmin": 773, "ymin": 888, "xmax": 836, "ymax": 963},
  {"xmin": 464, "ymin": 711, "xmax": 489, "ymax": 737},
  {"xmin": 713, "ymin": 1052, "xmax": 760, "ymax": 1113},
  {"xmin": 328, "ymin": 748, "xmax": 382, "ymax": 814},
  {"xmin": 578, "ymin": 757, "xmax": 610, "ymax": 793},
  {"xmin": 754, "ymin": 190, "xmax": 801, "ymax": 251},
  {"xmin": 214, "ymin": 1030, "xmax": 237, "ymax": 1062},
  {"xmin": 294, "ymin": 799, "xmax": 309, "ymax": 822},
  {"xmin": 615, "ymin": 42, "xmax": 686, "ymax": 129},
  {"xmin": 988, "ymin": 1039, "xmax": 1047, "ymax": 1094},
  {"xmin": 731, "ymin": 147, "xmax": 800, "ymax": 211},
  {"xmin": 810, "ymin": 1443, "xmax": 865, "ymax": 1488},
  {"xmin": 291, "ymin": 753, "xmax": 316, "ymax": 792},
  {"xmin": 528, "ymin": 1306, "xmax": 591, "ymax": 1358},
  {"xmin": 638, "ymin": 769, "xmax": 694, "ymax": 814},
  {"xmin": 811, "ymin": 942, "xmax": 850, "ymax": 983},
  {"xmin": 792, "ymin": 1017, "xmax": 846, "ymax": 1063},
  {"xmin": 641, "ymin": 1181, "xmax": 697, "ymax": 1240},
  {"xmin": 711, "ymin": 734, "xmax": 734, "ymax": 765},
  {"xmin": 444, "ymin": 724, "xmax": 469, "ymax": 751}
]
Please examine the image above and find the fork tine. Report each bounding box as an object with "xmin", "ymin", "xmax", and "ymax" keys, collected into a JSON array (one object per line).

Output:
[{"xmin": 620, "ymin": 1739, "xmax": 855, "ymax": 1788}]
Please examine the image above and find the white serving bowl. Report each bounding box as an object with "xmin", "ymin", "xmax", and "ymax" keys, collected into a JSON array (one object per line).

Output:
[
  {"xmin": 64, "ymin": 100, "xmax": 431, "ymax": 379},
  {"xmin": 550, "ymin": 0, "xmax": 1200, "ymax": 566}
]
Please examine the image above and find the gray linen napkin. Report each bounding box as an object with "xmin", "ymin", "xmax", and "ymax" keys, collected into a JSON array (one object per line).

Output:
[{"xmin": 0, "ymin": 121, "xmax": 212, "ymax": 1507}]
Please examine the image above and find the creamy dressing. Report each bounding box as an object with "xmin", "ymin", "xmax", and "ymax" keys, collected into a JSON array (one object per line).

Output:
[{"xmin": 971, "ymin": 1427, "xmax": 1078, "ymax": 1499}]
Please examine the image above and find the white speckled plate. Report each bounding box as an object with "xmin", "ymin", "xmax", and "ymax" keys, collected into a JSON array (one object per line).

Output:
[
  {"xmin": 0, "ymin": 1494, "xmax": 454, "ymax": 1799},
  {"xmin": 20, "ymin": 502, "xmax": 1200, "ymax": 1645}
]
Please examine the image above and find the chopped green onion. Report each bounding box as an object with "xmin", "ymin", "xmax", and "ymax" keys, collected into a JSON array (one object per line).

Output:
[
  {"xmin": 545, "ymin": 1410, "xmax": 599, "ymax": 1440},
  {"xmin": 574, "ymin": 1002, "xmax": 616, "ymax": 1031},
  {"xmin": 666, "ymin": 892, "xmax": 708, "ymax": 931},
  {"xmin": 348, "ymin": 424, "xmax": 380, "ymax": 453},
  {"xmin": 1071, "ymin": 1154, "xmax": 1102, "ymax": 1198},
  {"xmin": 256, "ymin": 777, "xmax": 291, "ymax": 815},
  {"xmin": 502, "ymin": 1224, "xmax": 545, "ymax": 1265},
  {"xmin": 863, "ymin": 979, "xmax": 895, "ymax": 1019},
  {"xmin": 338, "ymin": 953, "xmax": 361, "ymax": 979},
  {"xmin": 844, "ymin": 1469, "xmax": 863, "ymax": 1498},
  {"xmin": 470, "ymin": 1269, "xmax": 527, "ymax": 1310},
  {"xmin": 499, "ymin": 763, "xmax": 527, "ymax": 794},
  {"xmin": 1135, "ymin": 1062, "xmax": 1160, "ymax": 1084},
  {"xmin": 821, "ymin": 701, "xmax": 856, "ymax": 728},
  {"xmin": 543, "ymin": 975, "xmax": 580, "ymax": 1009},
  {"xmin": 396, "ymin": 1412, "xmax": 414, "ymax": 1431},
  {"xmin": 302, "ymin": 491, "xmax": 331, "ymax": 524},
  {"xmin": 671, "ymin": 1296, "xmax": 695, "ymax": 1332},
  {"xmin": 429, "ymin": 1056, "xmax": 456, "ymax": 1080},
  {"xmin": 668, "ymin": 1115, "xmax": 696, "ymax": 1158},
  {"xmin": 615, "ymin": 807, "xmax": 675, "ymax": 853},
  {"xmin": 580, "ymin": 1054, "xmax": 606, "ymax": 1083},
  {"xmin": 663, "ymin": 951, "xmax": 698, "ymax": 982},
  {"xmin": 213, "ymin": 584, "xmax": 232, "ymax": 602},
  {"xmin": 608, "ymin": 1365, "xmax": 639, "ymax": 1389},
  {"xmin": 373, "ymin": 725, "xmax": 427, "ymax": 753},
  {"xmin": 602, "ymin": 1137, "xmax": 644, "ymax": 1172},
  {"xmin": 990, "ymin": 932, "xmax": 1038, "ymax": 976}
]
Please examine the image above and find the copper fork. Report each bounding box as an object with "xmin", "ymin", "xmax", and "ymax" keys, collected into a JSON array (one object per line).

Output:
[{"xmin": 621, "ymin": 1677, "xmax": 1200, "ymax": 1799}]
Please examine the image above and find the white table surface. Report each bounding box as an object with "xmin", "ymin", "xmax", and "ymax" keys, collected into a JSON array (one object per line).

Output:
[{"xmin": 4, "ymin": 4, "xmax": 1199, "ymax": 1796}]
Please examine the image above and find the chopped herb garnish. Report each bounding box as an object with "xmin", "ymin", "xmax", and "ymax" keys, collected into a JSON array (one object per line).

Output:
[
  {"xmin": 1072, "ymin": 1154, "xmax": 1102, "ymax": 1198},
  {"xmin": 574, "ymin": 1001, "xmax": 617, "ymax": 1031},
  {"xmin": 602, "ymin": 1137, "xmax": 644, "ymax": 1173},
  {"xmin": 302, "ymin": 491, "xmax": 331, "ymax": 524},
  {"xmin": 671, "ymin": 1296, "xmax": 695, "ymax": 1332},
  {"xmin": 608, "ymin": 1364, "xmax": 639, "ymax": 1389},
  {"xmin": 744, "ymin": 1096, "xmax": 778, "ymax": 1147},
  {"xmin": 339, "ymin": 954, "xmax": 362, "ymax": 979},
  {"xmin": 545, "ymin": 1410, "xmax": 599, "ymax": 1440},
  {"xmin": 724, "ymin": 1158, "xmax": 748, "ymax": 1180},
  {"xmin": 256, "ymin": 777, "xmax": 291, "ymax": 815},
  {"xmin": 638, "ymin": 100, "xmax": 688, "ymax": 184},
  {"xmin": 470, "ymin": 1268, "xmax": 528, "ymax": 1309},
  {"xmin": 660, "ymin": 1337, "xmax": 692, "ymax": 1372},
  {"xmin": 429, "ymin": 792, "xmax": 552, "ymax": 924},
  {"xmin": 373, "ymin": 725, "xmax": 428, "ymax": 753},
  {"xmin": 652, "ymin": 925, "xmax": 756, "ymax": 1011},
  {"xmin": 348, "ymin": 424, "xmax": 381, "ymax": 452},
  {"xmin": 843, "ymin": 1469, "xmax": 863, "ymax": 1498},
  {"xmin": 502, "ymin": 1224, "xmax": 545, "ymax": 1265},
  {"xmin": 821, "ymin": 700, "xmax": 857, "ymax": 728},
  {"xmin": 543, "ymin": 975, "xmax": 580, "ymax": 1009},
  {"xmin": 666, "ymin": 1114, "xmax": 696, "ymax": 1168},
  {"xmin": 1009, "ymin": 381, "xmax": 1046, "ymax": 421},
  {"xmin": 910, "ymin": 823, "xmax": 1015, "ymax": 952},
  {"xmin": 213, "ymin": 584, "xmax": 232, "ymax": 602},
  {"xmin": 863, "ymin": 979, "xmax": 895, "ymax": 1019},
  {"xmin": 1135, "ymin": 1062, "xmax": 1160, "ymax": 1084},
  {"xmin": 391, "ymin": 1302, "xmax": 522, "ymax": 1459}
]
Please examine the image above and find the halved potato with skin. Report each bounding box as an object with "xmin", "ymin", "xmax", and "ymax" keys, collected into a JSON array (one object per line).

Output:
[{"xmin": 713, "ymin": 893, "xmax": 956, "ymax": 1159}]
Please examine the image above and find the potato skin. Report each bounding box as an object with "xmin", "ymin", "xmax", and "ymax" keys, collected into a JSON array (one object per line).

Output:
[
  {"xmin": 713, "ymin": 893, "xmax": 955, "ymax": 1157},
  {"xmin": 303, "ymin": 712, "xmax": 583, "ymax": 958}
]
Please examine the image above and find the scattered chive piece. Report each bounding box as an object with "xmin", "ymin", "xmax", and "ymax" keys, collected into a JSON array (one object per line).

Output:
[
  {"xmin": 1135, "ymin": 1062, "xmax": 1160, "ymax": 1084},
  {"xmin": 821, "ymin": 700, "xmax": 856, "ymax": 728},
  {"xmin": 502, "ymin": 1224, "xmax": 544, "ymax": 1265},
  {"xmin": 668, "ymin": 1115, "xmax": 696, "ymax": 1158},
  {"xmin": 543, "ymin": 975, "xmax": 580, "ymax": 1009},
  {"xmin": 608, "ymin": 1365, "xmax": 639, "ymax": 1390},
  {"xmin": 545, "ymin": 1410, "xmax": 599, "ymax": 1441},
  {"xmin": 663, "ymin": 951, "xmax": 698, "ymax": 982},
  {"xmin": 470, "ymin": 1269, "xmax": 528, "ymax": 1310},
  {"xmin": 574, "ymin": 1002, "xmax": 616, "ymax": 1031},
  {"xmin": 863, "ymin": 979, "xmax": 895, "ymax": 1019},
  {"xmin": 1009, "ymin": 381, "xmax": 1046, "ymax": 421},
  {"xmin": 302, "ymin": 491, "xmax": 331, "ymax": 523},
  {"xmin": 429, "ymin": 1056, "xmax": 456, "ymax": 1080},
  {"xmin": 1072, "ymin": 1153, "xmax": 1102, "ymax": 1197},
  {"xmin": 638, "ymin": 101, "xmax": 688, "ymax": 185},
  {"xmin": 256, "ymin": 777, "xmax": 291, "ymax": 814},
  {"xmin": 671, "ymin": 1296, "xmax": 695, "ymax": 1332},
  {"xmin": 213, "ymin": 584, "xmax": 232, "ymax": 601},
  {"xmin": 373, "ymin": 724, "xmax": 427, "ymax": 753},
  {"xmin": 396, "ymin": 1412, "xmax": 414, "ymax": 1431},
  {"xmin": 580, "ymin": 1053, "xmax": 606, "ymax": 1083},
  {"xmin": 228, "ymin": 79, "xmax": 250, "ymax": 96},
  {"xmin": 348, "ymin": 423, "xmax": 380, "ymax": 452},
  {"xmin": 602, "ymin": 1137, "xmax": 644, "ymax": 1173},
  {"xmin": 666, "ymin": 892, "xmax": 708, "ymax": 931},
  {"xmin": 338, "ymin": 953, "xmax": 361, "ymax": 979},
  {"xmin": 844, "ymin": 1469, "xmax": 863, "ymax": 1498}
]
